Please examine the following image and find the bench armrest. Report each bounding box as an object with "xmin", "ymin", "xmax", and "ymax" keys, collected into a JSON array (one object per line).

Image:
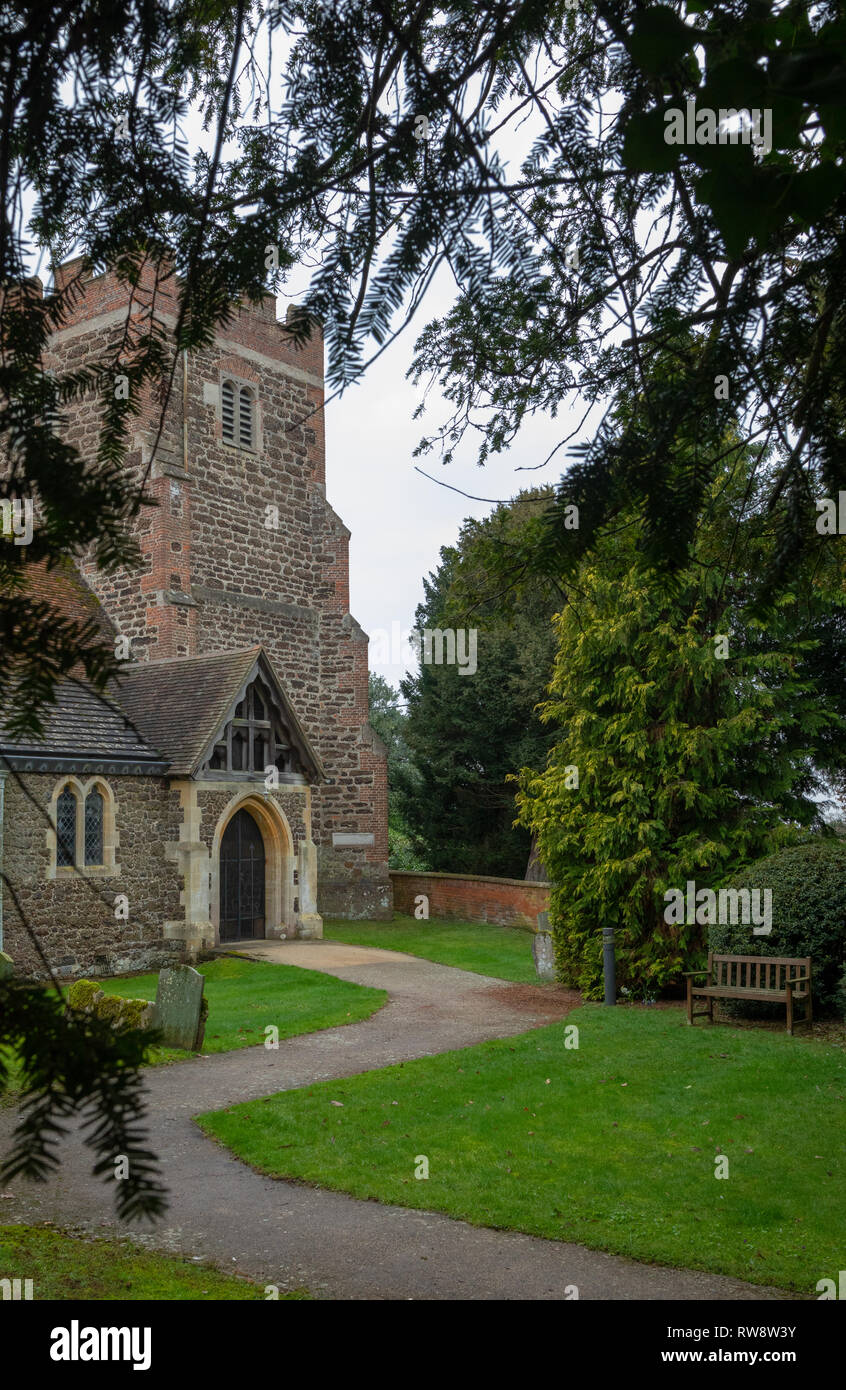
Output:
[
  {"xmin": 682, "ymin": 969, "xmax": 709, "ymax": 977},
  {"xmin": 786, "ymin": 974, "xmax": 810, "ymax": 986}
]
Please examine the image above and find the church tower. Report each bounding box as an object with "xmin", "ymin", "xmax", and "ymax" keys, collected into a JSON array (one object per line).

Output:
[{"xmin": 45, "ymin": 257, "xmax": 390, "ymax": 921}]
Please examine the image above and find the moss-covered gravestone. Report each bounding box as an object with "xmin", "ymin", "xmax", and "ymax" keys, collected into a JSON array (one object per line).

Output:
[
  {"xmin": 67, "ymin": 979, "xmax": 155, "ymax": 1030},
  {"xmin": 151, "ymin": 965, "xmax": 207, "ymax": 1051}
]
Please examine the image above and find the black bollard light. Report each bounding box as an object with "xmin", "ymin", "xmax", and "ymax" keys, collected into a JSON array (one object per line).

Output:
[{"xmin": 603, "ymin": 926, "xmax": 616, "ymax": 1005}]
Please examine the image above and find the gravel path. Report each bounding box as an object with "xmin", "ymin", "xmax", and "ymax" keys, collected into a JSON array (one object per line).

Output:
[{"xmin": 0, "ymin": 942, "xmax": 793, "ymax": 1300}]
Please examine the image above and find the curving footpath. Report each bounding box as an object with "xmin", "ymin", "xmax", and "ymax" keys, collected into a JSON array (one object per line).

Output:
[{"xmin": 0, "ymin": 941, "xmax": 793, "ymax": 1301}]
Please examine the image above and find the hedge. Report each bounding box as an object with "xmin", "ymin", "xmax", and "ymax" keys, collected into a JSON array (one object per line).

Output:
[{"xmin": 708, "ymin": 839, "xmax": 846, "ymax": 1016}]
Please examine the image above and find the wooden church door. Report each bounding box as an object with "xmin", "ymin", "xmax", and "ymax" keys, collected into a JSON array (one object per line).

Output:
[{"xmin": 219, "ymin": 808, "xmax": 266, "ymax": 942}]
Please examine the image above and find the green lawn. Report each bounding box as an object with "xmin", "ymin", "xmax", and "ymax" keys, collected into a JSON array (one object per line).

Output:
[
  {"xmin": 100, "ymin": 956, "xmax": 386, "ymax": 1063},
  {"xmin": 324, "ymin": 915, "xmax": 541, "ymax": 983},
  {"xmin": 198, "ymin": 1005, "xmax": 846, "ymax": 1293},
  {"xmin": 2, "ymin": 958, "xmax": 386, "ymax": 1096},
  {"xmin": 0, "ymin": 1224, "xmax": 308, "ymax": 1299}
]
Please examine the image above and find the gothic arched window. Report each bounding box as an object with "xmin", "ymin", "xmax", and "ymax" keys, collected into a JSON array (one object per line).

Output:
[
  {"xmin": 56, "ymin": 786, "xmax": 77, "ymax": 867},
  {"xmin": 51, "ymin": 779, "xmax": 116, "ymax": 877},
  {"xmin": 84, "ymin": 788, "xmax": 104, "ymax": 867}
]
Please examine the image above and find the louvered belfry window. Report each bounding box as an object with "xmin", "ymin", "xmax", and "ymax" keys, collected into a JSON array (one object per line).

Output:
[
  {"xmin": 221, "ymin": 379, "xmax": 236, "ymax": 442},
  {"xmin": 239, "ymin": 385, "xmax": 255, "ymax": 448},
  {"xmin": 56, "ymin": 787, "xmax": 77, "ymax": 867},
  {"xmin": 84, "ymin": 788, "xmax": 104, "ymax": 867},
  {"xmin": 221, "ymin": 379, "xmax": 255, "ymax": 449}
]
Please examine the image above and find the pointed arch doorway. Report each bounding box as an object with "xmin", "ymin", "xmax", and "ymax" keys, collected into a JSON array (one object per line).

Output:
[{"xmin": 219, "ymin": 806, "xmax": 266, "ymax": 942}]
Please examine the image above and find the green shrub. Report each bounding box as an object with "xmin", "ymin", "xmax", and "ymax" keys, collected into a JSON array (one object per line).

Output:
[{"xmin": 708, "ymin": 839, "xmax": 846, "ymax": 1016}]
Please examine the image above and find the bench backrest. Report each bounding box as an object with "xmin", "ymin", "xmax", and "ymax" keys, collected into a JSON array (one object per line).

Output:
[{"xmin": 708, "ymin": 953, "xmax": 812, "ymax": 991}]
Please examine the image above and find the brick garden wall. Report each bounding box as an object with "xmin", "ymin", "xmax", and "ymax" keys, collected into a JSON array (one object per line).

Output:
[{"xmin": 390, "ymin": 871, "xmax": 550, "ymax": 929}]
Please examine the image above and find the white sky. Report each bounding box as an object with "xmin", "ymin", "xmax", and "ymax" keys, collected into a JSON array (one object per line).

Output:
[
  {"xmin": 256, "ymin": 18, "xmax": 585, "ymax": 691},
  {"xmin": 319, "ymin": 270, "xmax": 577, "ymax": 690}
]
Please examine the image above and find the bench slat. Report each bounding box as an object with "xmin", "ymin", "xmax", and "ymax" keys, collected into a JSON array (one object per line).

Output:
[
  {"xmin": 691, "ymin": 985, "xmax": 808, "ymax": 1001},
  {"xmin": 710, "ymin": 954, "xmax": 811, "ymax": 967}
]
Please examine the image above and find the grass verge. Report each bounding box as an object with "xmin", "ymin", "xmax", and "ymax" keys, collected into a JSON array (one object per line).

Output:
[
  {"xmin": 198, "ymin": 1004, "xmax": 846, "ymax": 1293},
  {"xmin": 1, "ymin": 957, "xmax": 386, "ymax": 1098},
  {"xmin": 0, "ymin": 1224, "xmax": 308, "ymax": 1299},
  {"xmin": 324, "ymin": 915, "xmax": 541, "ymax": 983},
  {"xmin": 79, "ymin": 955, "xmax": 387, "ymax": 1064}
]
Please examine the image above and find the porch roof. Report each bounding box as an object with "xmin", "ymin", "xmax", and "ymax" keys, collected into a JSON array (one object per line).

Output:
[{"xmin": 112, "ymin": 646, "xmax": 325, "ymax": 781}]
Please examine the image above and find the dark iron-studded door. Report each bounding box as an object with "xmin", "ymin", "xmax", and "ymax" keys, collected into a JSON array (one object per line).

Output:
[{"xmin": 219, "ymin": 808, "xmax": 266, "ymax": 942}]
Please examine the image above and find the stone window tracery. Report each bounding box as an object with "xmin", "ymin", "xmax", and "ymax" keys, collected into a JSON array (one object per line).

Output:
[
  {"xmin": 56, "ymin": 786, "xmax": 77, "ymax": 867},
  {"xmin": 50, "ymin": 779, "xmax": 116, "ymax": 876},
  {"xmin": 84, "ymin": 788, "xmax": 104, "ymax": 866}
]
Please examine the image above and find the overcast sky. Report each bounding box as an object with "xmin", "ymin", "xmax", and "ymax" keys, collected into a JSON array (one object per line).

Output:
[{"xmin": 316, "ymin": 264, "xmax": 582, "ymax": 692}]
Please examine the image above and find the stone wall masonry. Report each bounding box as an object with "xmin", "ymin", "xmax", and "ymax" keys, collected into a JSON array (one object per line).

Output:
[
  {"xmin": 389, "ymin": 871, "xmax": 550, "ymax": 929},
  {"xmin": 195, "ymin": 785, "xmax": 308, "ymax": 847},
  {"xmin": 1, "ymin": 773, "xmax": 185, "ymax": 980},
  {"xmin": 44, "ymin": 302, "xmax": 189, "ymax": 665}
]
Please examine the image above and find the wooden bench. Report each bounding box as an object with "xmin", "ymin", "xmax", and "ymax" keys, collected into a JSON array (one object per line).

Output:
[{"xmin": 685, "ymin": 953, "xmax": 812, "ymax": 1035}]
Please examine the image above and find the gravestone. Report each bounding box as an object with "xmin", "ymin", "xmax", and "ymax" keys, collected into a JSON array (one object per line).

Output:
[
  {"xmin": 0, "ymin": 951, "xmax": 14, "ymax": 980},
  {"xmin": 532, "ymin": 929, "xmax": 556, "ymax": 982},
  {"xmin": 152, "ymin": 965, "xmax": 206, "ymax": 1051},
  {"xmin": 536, "ymin": 910, "xmax": 550, "ymax": 934}
]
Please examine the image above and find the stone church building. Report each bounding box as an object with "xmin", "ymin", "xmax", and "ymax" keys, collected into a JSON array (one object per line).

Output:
[{"xmin": 0, "ymin": 259, "xmax": 390, "ymax": 979}]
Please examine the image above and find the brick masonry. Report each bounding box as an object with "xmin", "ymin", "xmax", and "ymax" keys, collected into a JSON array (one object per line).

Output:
[
  {"xmin": 38, "ymin": 257, "xmax": 390, "ymax": 921},
  {"xmin": 390, "ymin": 871, "xmax": 550, "ymax": 929}
]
